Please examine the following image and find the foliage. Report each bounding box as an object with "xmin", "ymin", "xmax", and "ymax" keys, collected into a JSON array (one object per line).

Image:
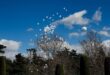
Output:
[
  {"xmin": 11, "ymin": 53, "xmax": 27, "ymax": 75},
  {"xmin": 0, "ymin": 44, "xmax": 6, "ymax": 53},
  {"xmin": 104, "ymin": 57, "xmax": 110, "ymax": 75},
  {"xmin": 55, "ymin": 64, "xmax": 64, "ymax": 75},
  {"xmin": 0, "ymin": 32, "xmax": 110, "ymax": 75},
  {"xmin": 6, "ymin": 59, "xmax": 13, "ymax": 75},
  {"xmin": 80, "ymin": 55, "xmax": 89, "ymax": 75},
  {"xmin": 0, "ymin": 56, "xmax": 6, "ymax": 75},
  {"xmin": 0, "ymin": 44, "xmax": 6, "ymax": 75}
]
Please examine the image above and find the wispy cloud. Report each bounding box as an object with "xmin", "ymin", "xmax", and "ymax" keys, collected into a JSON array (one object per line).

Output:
[
  {"xmin": 69, "ymin": 32, "xmax": 80, "ymax": 37},
  {"xmin": 61, "ymin": 10, "xmax": 90, "ymax": 26},
  {"xmin": 102, "ymin": 40, "xmax": 110, "ymax": 55},
  {"xmin": 98, "ymin": 30, "xmax": 110, "ymax": 37},
  {"xmin": 69, "ymin": 32, "xmax": 86, "ymax": 37},
  {"xmin": 62, "ymin": 41, "xmax": 83, "ymax": 53},
  {"xmin": 102, "ymin": 40, "xmax": 110, "ymax": 48},
  {"xmin": 43, "ymin": 8, "xmax": 103, "ymax": 38},
  {"xmin": 27, "ymin": 28, "xmax": 34, "ymax": 32},
  {"xmin": 103, "ymin": 26, "xmax": 110, "ymax": 31},
  {"xmin": 92, "ymin": 8, "xmax": 102, "ymax": 24},
  {"xmin": 44, "ymin": 10, "xmax": 90, "ymax": 33}
]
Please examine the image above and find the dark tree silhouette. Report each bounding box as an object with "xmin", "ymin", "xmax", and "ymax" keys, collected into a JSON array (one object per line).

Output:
[
  {"xmin": 0, "ymin": 44, "xmax": 6, "ymax": 53},
  {"xmin": 105, "ymin": 57, "xmax": 110, "ymax": 75},
  {"xmin": 55, "ymin": 64, "xmax": 64, "ymax": 75},
  {"xmin": 12, "ymin": 53, "xmax": 26, "ymax": 75},
  {"xmin": 0, "ymin": 44, "xmax": 6, "ymax": 75}
]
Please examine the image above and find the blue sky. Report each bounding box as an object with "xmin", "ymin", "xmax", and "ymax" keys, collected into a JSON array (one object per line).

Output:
[{"xmin": 0, "ymin": 0, "xmax": 110, "ymax": 56}]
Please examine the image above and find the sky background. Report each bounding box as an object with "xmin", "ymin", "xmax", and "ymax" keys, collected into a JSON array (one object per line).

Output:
[{"xmin": 0, "ymin": 0, "xmax": 110, "ymax": 59}]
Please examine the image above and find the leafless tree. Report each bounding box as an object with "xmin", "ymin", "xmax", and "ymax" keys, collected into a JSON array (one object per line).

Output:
[
  {"xmin": 103, "ymin": 42, "xmax": 110, "ymax": 57},
  {"xmin": 36, "ymin": 34, "xmax": 64, "ymax": 59},
  {"xmin": 35, "ymin": 34, "xmax": 64, "ymax": 75},
  {"xmin": 80, "ymin": 31, "xmax": 105, "ymax": 75}
]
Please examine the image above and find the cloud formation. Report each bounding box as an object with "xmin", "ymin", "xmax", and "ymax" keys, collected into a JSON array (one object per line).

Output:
[
  {"xmin": 92, "ymin": 8, "xmax": 102, "ymax": 24},
  {"xmin": 103, "ymin": 26, "xmax": 110, "ymax": 31},
  {"xmin": 44, "ymin": 10, "xmax": 90, "ymax": 33},
  {"xmin": 44, "ymin": 22, "xmax": 58, "ymax": 33},
  {"xmin": 69, "ymin": 32, "xmax": 80, "ymax": 37},
  {"xmin": 62, "ymin": 41, "xmax": 83, "ymax": 53},
  {"xmin": 0, "ymin": 39, "xmax": 21, "ymax": 60},
  {"xmin": 98, "ymin": 30, "xmax": 110, "ymax": 37},
  {"xmin": 102, "ymin": 40, "xmax": 110, "ymax": 48},
  {"xmin": 102, "ymin": 40, "xmax": 110, "ymax": 55},
  {"xmin": 69, "ymin": 32, "xmax": 86, "ymax": 37},
  {"xmin": 27, "ymin": 28, "xmax": 34, "ymax": 32},
  {"xmin": 43, "ymin": 8, "xmax": 102, "ymax": 38},
  {"xmin": 61, "ymin": 10, "xmax": 90, "ymax": 26}
]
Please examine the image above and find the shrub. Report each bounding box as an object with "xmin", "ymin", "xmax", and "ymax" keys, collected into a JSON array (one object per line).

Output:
[
  {"xmin": 0, "ymin": 56, "xmax": 6, "ymax": 75},
  {"xmin": 105, "ymin": 57, "xmax": 110, "ymax": 75},
  {"xmin": 55, "ymin": 64, "xmax": 64, "ymax": 75},
  {"xmin": 80, "ymin": 55, "xmax": 89, "ymax": 75}
]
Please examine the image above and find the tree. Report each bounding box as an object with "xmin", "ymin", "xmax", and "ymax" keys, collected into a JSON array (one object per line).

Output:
[
  {"xmin": 27, "ymin": 48, "xmax": 37, "ymax": 63},
  {"xmin": 26, "ymin": 48, "xmax": 47, "ymax": 75},
  {"xmin": 80, "ymin": 55, "xmax": 89, "ymax": 75},
  {"xmin": 104, "ymin": 57, "xmax": 110, "ymax": 75},
  {"xmin": 0, "ymin": 44, "xmax": 6, "ymax": 75},
  {"xmin": 55, "ymin": 64, "xmax": 64, "ymax": 75},
  {"xmin": 36, "ymin": 34, "xmax": 64, "ymax": 59},
  {"xmin": 102, "ymin": 41, "xmax": 110, "ymax": 57},
  {"xmin": 54, "ymin": 48, "xmax": 80, "ymax": 75},
  {"xmin": 12, "ymin": 53, "xmax": 26, "ymax": 75},
  {"xmin": 0, "ymin": 44, "xmax": 6, "ymax": 53},
  {"xmin": 80, "ymin": 31, "xmax": 105, "ymax": 75},
  {"xmin": 5, "ymin": 58, "xmax": 13, "ymax": 75}
]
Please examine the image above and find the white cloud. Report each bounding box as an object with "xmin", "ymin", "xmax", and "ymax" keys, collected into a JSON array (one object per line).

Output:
[
  {"xmin": 62, "ymin": 41, "xmax": 83, "ymax": 53},
  {"xmin": 29, "ymin": 39, "xmax": 34, "ymax": 46},
  {"xmin": 69, "ymin": 32, "xmax": 86, "ymax": 37},
  {"xmin": 102, "ymin": 40, "xmax": 110, "ymax": 55},
  {"xmin": 44, "ymin": 10, "xmax": 90, "ymax": 33},
  {"xmin": 36, "ymin": 50, "xmax": 47, "ymax": 59},
  {"xmin": 69, "ymin": 32, "xmax": 80, "ymax": 37},
  {"xmin": 98, "ymin": 30, "xmax": 110, "ymax": 37},
  {"xmin": 44, "ymin": 8, "xmax": 102, "ymax": 34},
  {"xmin": 27, "ymin": 28, "xmax": 34, "ymax": 32},
  {"xmin": 103, "ymin": 26, "xmax": 110, "ymax": 31},
  {"xmin": 61, "ymin": 10, "xmax": 90, "ymax": 26},
  {"xmin": 0, "ymin": 39, "xmax": 21, "ymax": 60},
  {"xmin": 102, "ymin": 40, "xmax": 110, "ymax": 48},
  {"xmin": 92, "ymin": 8, "xmax": 102, "ymax": 24}
]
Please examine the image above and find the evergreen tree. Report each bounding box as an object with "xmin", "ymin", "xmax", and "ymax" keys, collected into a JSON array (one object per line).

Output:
[
  {"xmin": 0, "ymin": 44, "xmax": 6, "ymax": 75},
  {"xmin": 55, "ymin": 64, "xmax": 64, "ymax": 75}
]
